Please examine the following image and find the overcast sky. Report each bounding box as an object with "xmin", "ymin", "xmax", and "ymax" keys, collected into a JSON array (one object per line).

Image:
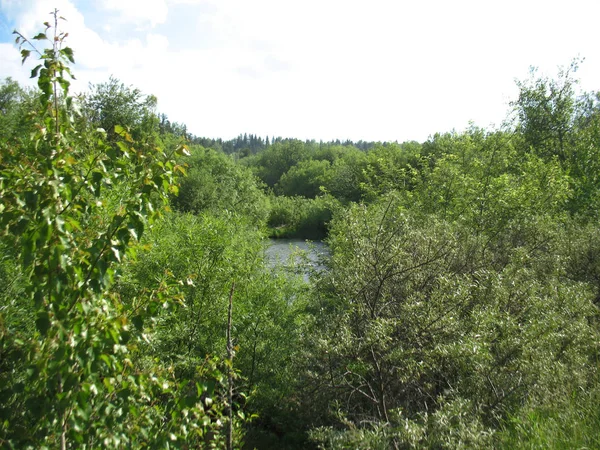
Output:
[{"xmin": 1, "ymin": 0, "xmax": 599, "ymax": 142}]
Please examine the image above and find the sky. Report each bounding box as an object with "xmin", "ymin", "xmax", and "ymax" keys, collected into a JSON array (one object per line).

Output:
[{"xmin": 1, "ymin": 0, "xmax": 599, "ymax": 143}]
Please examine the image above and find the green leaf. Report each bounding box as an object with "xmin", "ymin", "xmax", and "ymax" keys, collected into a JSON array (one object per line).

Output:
[
  {"xmin": 176, "ymin": 144, "xmax": 191, "ymax": 157},
  {"xmin": 33, "ymin": 32, "xmax": 47, "ymax": 40},
  {"xmin": 62, "ymin": 46, "xmax": 75, "ymax": 63},
  {"xmin": 31, "ymin": 64, "xmax": 42, "ymax": 79},
  {"xmin": 116, "ymin": 141, "xmax": 129, "ymax": 154},
  {"xmin": 100, "ymin": 354, "xmax": 112, "ymax": 368},
  {"xmin": 103, "ymin": 378, "xmax": 115, "ymax": 393},
  {"xmin": 58, "ymin": 77, "xmax": 70, "ymax": 93},
  {"xmin": 20, "ymin": 49, "xmax": 31, "ymax": 64}
]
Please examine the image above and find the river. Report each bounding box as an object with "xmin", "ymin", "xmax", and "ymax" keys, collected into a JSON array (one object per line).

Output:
[{"xmin": 265, "ymin": 238, "xmax": 329, "ymax": 280}]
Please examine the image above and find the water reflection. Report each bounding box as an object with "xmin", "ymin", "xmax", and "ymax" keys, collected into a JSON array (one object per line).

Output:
[{"xmin": 265, "ymin": 238, "xmax": 329, "ymax": 280}]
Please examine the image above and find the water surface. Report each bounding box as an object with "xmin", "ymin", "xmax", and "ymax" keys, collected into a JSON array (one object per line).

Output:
[{"xmin": 265, "ymin": 238, "xmax": 329, "ymax": 280}]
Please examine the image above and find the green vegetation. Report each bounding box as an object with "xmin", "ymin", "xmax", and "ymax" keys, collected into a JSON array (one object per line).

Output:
[{"xmin": 2, "ymin": 14, "xmax": 600, "ymax": 449}]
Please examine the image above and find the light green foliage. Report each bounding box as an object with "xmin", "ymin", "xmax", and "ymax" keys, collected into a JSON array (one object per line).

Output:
[
  {"xmin": 245, "ymin": 140, "xmax": 310, "ymax": 188},
  {"xmin": 0, "ymin": 78, "xmax": 38, "ymax": 144},
  {"xmin": 275, "ymin": 159, "xmax": 332, "ymax": 198},
  {"xmin": 360, "ymin": 142, "xmax": 421, "ymax": 201},
  {"xmin": 496, "ymin": 383, "xmax": 600, "ymax": 449},
  {"xmin": 302, "ymin": 115, "xmax": 600, "ymax": 446},
  {"xmin": 512, "ymin": 62, "xmax": 579, "ymax": 161},
  {"xmin": 412, "ymin": 129, "xmax": 570, "ymax": 237},
  {"xmin": 172, "ymin": 146, "xmax": 269, "ymax": 224},
  {"xmin": 311, "ymin": 398, "xmax": 493, "ymax": 449},
  {"xmin": 311, "ymin": 145, "xmax": 348, "ymax": 163},
  {"xmin": 512, "ymin": 61, "xmax": 600, "ymax": 218},
  {"xmin": 119, "ymin": 212, "xmax": 264, "ymax": 369},
  {"xmin": 305, "ymin": 189, "xmax": 598, "ymax": 447},
  {"xmin": 0, "ymin": 15, "xmax": 226, "ymax": 448},
  {"xmin": 118, "ymin": 211, "xmax": 309, "ymax": 447},
  {"xmin": 564, "ymin": 90, "xmax": 600, "ymax": 217},
  {"xmin": 3, "ymin": 18, "xmax": 600, "ymax": 447},
  {"xmin": 267, "ymin": 195, "xmax": 337, "ymax": 239},
  {"xmin": 322, "ymin": 147, "xmax": 368, "ymax": 202},
  {"xmin": 83, "ymin": 76, "xmax": 159, "ymax": 143},
  {"xmin": 310, "ymin": 422, "xmax": 400, "ymax": 450},
  {"xmin": 0, "ymin": 77, "xmax": 22, "ymax": 114}
]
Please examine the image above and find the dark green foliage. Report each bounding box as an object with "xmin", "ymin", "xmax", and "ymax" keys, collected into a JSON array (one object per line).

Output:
[
  {"xmin": 267, "ymin": 195, "xmax": 337, "ymax": 239},
  {"xmin": 0, "ymin": 242, "xmax": 31, "ymax": 443},
  {"xmin": 246, "ymin": 140, "xmax": 310, "ymax": 188},
  {"xmin": 322, "ymin": 148, "xmax": 369, "ymax": 202}
]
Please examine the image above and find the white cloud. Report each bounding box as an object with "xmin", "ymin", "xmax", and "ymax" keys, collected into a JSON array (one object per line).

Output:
[
  {"xmin": 0, "ymin": 0, "xmax": 175, "ymax": 90},
  {"xmin": 0, "ymin": 42, "xmax": 33, "ymax": 86},
  {"xmin": 166, "ymin": 0, "xmax": 206, "ymax": 4},
  {"xmin": 146, "ymin": 33, "xmax": 169, "ymax": 51},
  {"xmin": 2, "ymin": 0, "xmax": 600, "ymax": 142},
  {"xmin": 101, "ymin": 0, "xmax": 168, "ymax": 28}
]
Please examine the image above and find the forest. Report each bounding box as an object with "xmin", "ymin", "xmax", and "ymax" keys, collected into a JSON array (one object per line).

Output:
[{"xmin": 1, "ymin": 16, "xmax": 600, "ymax": 449}]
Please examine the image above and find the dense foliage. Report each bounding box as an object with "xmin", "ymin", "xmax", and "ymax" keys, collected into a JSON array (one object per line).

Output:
[
  {"xmin": 1, "ymin": 16, "xmax": 229, "ymax": 448},
  {"xmin": 2, "ymin": 15, "xmax": 600, "ymax": 449}
]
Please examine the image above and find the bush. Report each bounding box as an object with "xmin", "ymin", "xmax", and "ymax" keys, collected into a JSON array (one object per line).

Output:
[
  {"xmin": 300, "ymin": 193, "xmax": 599, "ymax": 447},
  {"xmin": 267, "ymin": 195, "xmax": 337, "ymax": 239},
  {"xmin": 172, "ymin": 146, "xmax": 269, "ymax": 225}
]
